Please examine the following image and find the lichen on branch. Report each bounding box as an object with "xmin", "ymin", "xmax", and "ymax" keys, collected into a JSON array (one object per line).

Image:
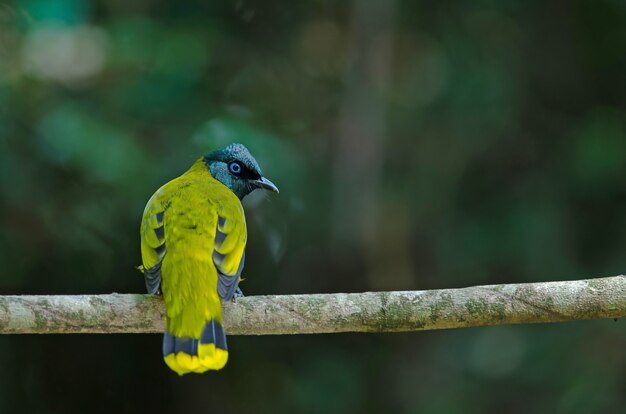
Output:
[{"xmin": 0, "ymin": 276, "xmax": 624, "ymax": 335}]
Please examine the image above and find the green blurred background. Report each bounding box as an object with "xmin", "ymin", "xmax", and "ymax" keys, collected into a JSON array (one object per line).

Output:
[{"xmin": 1, "ymin": 0, "xmax": 625, "ymax": 412}]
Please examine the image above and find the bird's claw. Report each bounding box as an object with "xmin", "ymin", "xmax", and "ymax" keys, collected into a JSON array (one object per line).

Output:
[{"xmin": 231, "ymin": 287, "xmax": 245, "ymax": 302}]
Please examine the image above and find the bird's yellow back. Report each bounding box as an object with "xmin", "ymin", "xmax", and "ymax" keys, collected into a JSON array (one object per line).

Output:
[{"xmin": 140, "ymin": 159, "xmax": 246, "ymax": 374}]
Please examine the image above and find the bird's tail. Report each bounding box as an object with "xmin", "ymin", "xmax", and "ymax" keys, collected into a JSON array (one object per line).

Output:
[{"xmin": 162, "ymin": 320, "xmax": 228, "ymax": 375}]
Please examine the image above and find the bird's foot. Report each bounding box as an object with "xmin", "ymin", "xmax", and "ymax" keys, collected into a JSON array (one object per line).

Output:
[{"xmin": 231, "ymin": 287, "xmax": 245, "ymax": 302}]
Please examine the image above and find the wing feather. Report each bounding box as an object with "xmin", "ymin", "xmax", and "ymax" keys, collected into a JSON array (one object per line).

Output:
[
  {"xmin": 213, "ymin": 206, "xmax": 247, "ymax": 300},
  {"xmin": 139, "ymin": 189, "xmax": 168, "ymax": 293}
]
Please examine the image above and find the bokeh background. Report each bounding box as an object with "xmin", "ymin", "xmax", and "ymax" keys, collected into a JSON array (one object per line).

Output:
[{"xmin": 1, "ymin": 0, "xmax": 626, "ymax": 412}]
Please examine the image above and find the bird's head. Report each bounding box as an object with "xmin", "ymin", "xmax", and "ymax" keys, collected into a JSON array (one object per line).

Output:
[{"xmin": 204, "ymin": 143, "xmax": 279, "ymax": 200}]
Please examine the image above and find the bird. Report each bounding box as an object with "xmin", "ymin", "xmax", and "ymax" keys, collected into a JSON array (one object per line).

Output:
[{"xmin": 138, "ymin": 143, "xmax": 279, "ymax": 375}]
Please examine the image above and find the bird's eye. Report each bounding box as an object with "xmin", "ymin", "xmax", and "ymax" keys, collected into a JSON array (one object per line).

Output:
[{"xmin": 228, "ymin": 162, "xmax": 242, "ymax": 175}]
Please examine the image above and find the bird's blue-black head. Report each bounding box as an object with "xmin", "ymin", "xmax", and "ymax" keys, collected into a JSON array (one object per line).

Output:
[{"xmin": 204, "ymin": 143, "xmax": 279, "ymax": 200}]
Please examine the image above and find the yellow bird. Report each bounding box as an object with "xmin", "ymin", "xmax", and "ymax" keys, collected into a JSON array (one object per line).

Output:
[{"xmin": 139, "ymin": 143, "xmax": 278, "ymax": 375}]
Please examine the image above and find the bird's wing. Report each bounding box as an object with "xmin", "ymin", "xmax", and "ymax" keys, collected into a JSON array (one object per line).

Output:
[
  {"xmin": 139, "ymin": 184, "xmax": 171, "ymax": 294},
  {"xmin": 213, "ymin": 200, "xmax": 247, "ymax": 300}
]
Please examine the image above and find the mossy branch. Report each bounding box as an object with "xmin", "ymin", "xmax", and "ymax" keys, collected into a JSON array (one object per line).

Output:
[{"xmin": 0, "ymin": 275, "xmax": 624, "ymax": 334}]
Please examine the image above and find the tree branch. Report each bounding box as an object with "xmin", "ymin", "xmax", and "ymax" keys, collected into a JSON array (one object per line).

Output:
[{"xmin": 0, "ymin": 275, "xmax": 624, "ymax": 334}]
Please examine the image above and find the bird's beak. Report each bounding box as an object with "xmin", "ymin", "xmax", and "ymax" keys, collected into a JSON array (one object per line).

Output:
[{"xmin": 252, "ymin": 177, "xmax": 279, "ymax": 194}]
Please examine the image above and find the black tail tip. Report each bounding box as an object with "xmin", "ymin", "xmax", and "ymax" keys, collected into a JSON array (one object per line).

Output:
[{"xmin": 162, "ymin": 320, "xmax": 227, "ymax": 358}]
